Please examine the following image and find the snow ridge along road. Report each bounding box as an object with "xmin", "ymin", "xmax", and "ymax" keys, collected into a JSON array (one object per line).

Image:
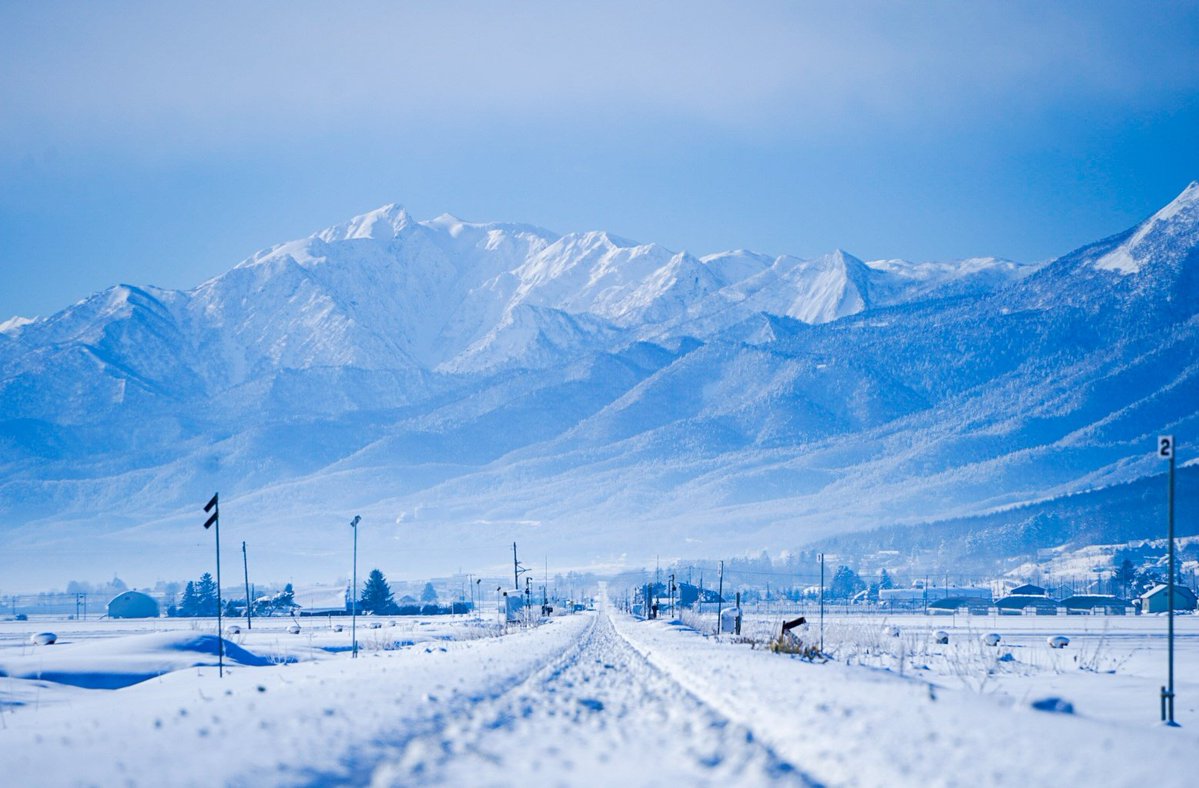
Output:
[
  {"xmin": 612, "ymin": 612, "xmax": 1196, "ymax": 787},
  {"xmin": 366, "ymin": 609, "xmax": 814, "ymax": 787}
]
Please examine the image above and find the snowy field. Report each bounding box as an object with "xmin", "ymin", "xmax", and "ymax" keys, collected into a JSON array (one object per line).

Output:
[
  {"xmin": 1, "ymin": 600, "xmax": 1195, "ymax": 786},
  {"xmin": 698, "ymin": 609, "xmax": 1199, "ymax": 734}
]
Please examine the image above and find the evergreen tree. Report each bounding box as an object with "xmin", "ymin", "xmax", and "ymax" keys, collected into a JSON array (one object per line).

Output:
[
  {"xmin": 195, "ymin": 572, "xmax": 219, "ymax": 617},
  {"xmin": 420, "ymin": 582, "xmax": 439, "ymax": 604},
  {"xmin": 879, "ymin": 569, "xmax": 894, "ymax": 590},
  {"xmin": 179, "ymin": 581, "xmax": 200, "ymax": 617},
  {"xmin": 829, "ymin": 565, "xmax": 864, "ymax": 600},
  {"xmin": 1114, "ymin": 558, "xmax": 1137, "ymax": 599},
  {"xmin": 276, "ymin": 583, "xmax": 296, "ymax": 614},
  {"xmin": 360, "ymin": 569, "xmax": 396, "ymax": 614}
]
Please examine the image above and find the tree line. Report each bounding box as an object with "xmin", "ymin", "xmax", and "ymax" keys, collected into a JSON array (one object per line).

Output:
[
  {"xmin": 168, "ymin": 573, "xmax": 297, "ymax": 618},
  {"xmin": 357, "ymin": 569, "xmax": 469, "ymax": 615},
  {"xmin": 167, "ymin": 568, "xmax": 474, "ymax": 618}
]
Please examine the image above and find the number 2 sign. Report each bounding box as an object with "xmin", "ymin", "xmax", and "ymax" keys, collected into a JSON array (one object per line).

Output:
[{"xmin": 1159, "ymin": 435, "xmax": 1175, "ymax": 459}]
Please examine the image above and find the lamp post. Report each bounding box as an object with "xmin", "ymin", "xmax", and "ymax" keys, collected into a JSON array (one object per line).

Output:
[{"xmin": 350, "ymin": 515, "xmax": 361, "ymax": 659}]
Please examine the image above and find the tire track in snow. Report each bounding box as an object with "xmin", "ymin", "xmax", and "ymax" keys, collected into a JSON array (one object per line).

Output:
[
  {"xmin": 369, "ymin": 608, "xmax": 817, "ymax": 786},
  {"xmin": 290, "ymin": 614, "xmax": 596, "ymax": 787}
]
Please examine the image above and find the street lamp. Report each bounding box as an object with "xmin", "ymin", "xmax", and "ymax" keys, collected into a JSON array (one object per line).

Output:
[{"xmin": 350, "ymin": 515, "xmax": 361, "ymax": 659}]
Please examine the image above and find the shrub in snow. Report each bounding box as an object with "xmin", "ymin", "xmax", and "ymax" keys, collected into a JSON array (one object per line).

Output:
[
  {"xmin": 1031, "ymin": 696, "xmax": 1074, "ymax": 714},
  {"xmin": 287, "ymin": 623, "xmax": 301, "ymax": 634},
  {"xmin": 225, "ymin": 625, "xmax": 241, "ymax": 635},
  {"xmin": 933, "ymin": 630, "xmax": 949, "ymax": 644},
  {"xmin": 884, "ymin": 625, "xmax": 901, "ymax": 637},
  {"xmin": 332, "ymin": 624, "xmax": 344, "ymax": 632},
  {"xmin": 30, "ymin": 632, "xmax": 57, "ymax": 645},
  {"xmin": 981, "ymin": 633, "xmax": 1001, "ymax": 646},
  {"xmin": 1048, "ymin": 635, "xmax": 1069, "ymax": 649},
  {"xmin": 769, "ymin": 632, "xmax": 828, "ymax": 662}
]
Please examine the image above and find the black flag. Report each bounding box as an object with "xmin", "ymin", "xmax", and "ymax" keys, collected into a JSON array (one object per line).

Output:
[{"xmin": 203, "ymin": 492, "xmax": 218, "ymax": 530}]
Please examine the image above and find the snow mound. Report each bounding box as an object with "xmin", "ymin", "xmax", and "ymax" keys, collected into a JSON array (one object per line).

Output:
[{"xmin": 0, "ymin": 632, "xmax": 281, "ymax": 690}]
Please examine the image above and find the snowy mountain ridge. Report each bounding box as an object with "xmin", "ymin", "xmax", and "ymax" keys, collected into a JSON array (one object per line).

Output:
[
  {"xmin": 1, "ymin": 183, "xmax": 1197, "ymax": 585},
  {"xmin": 0, "ymin": 202, "xmax": 1038, "ymax": 382}
]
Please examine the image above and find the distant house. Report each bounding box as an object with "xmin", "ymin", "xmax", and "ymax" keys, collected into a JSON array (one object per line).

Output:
[
  {"xmin": 925, "ymin": 586, "xmax": 991, "ymax": 603},
  {"xmin": 1008, "ymin": 584, "xmax": 1047, "ymax": 597},
  {"xmin": 995, "ymin": 595, "xmax": 1058, "ymax": 615},
  {"xmin": 107, "ymin": 590, "xmax": 159, "ymax": 619},
  {"xmin": 1139, "ymin": 584, "xmax": 1198, "ymax": 614},
  {"xmin": 880, "ymin": 586, "xmax": 990, "ymax": 610},
  {"xmin": 1060, "ymin": 594, "xmax": 1131, "ymax": 615},
  {"xmin": 927, "ymin": 597, "xmax": 990, "ymax": 614},
  {"xmin": 879, "ymin": 588, "xmax": 926, "ymax": 608}
]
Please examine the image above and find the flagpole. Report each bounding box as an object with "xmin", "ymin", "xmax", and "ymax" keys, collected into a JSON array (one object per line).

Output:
[{"xmin": 204, "ymin": 492, "xmax": 224, "ymax": 678}]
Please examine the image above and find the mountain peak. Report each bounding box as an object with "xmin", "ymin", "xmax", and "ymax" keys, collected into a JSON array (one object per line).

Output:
[
  {"xmin": 824, "ymin": 248, "xmax": 867, "ymax": 268},
  {"xmin": 0, "ymin": 314, "xmax": 36, "ymax": 334},
  {"xmin": 316, "ymin": 203, "xmax": 411, "ymax": 243},
  {"xmin": 1092, "ymin": 182, "xmax": 1199, "ymax": 275},
  {"xmin": 1172, "ymin": 180, "xmax": 1199, "ymax": 207}
]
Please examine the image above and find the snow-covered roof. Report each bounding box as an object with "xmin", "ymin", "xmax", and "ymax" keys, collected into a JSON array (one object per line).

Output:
[
  {"xmin": 1140, "ymin": 584, "xmax": 1197, "ymax": 600},
  {"xmin": 1060, "ymin": 594, "xmax": 1131, "ymax": 608}
]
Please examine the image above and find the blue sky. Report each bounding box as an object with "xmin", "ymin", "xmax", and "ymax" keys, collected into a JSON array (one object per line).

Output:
[{"xmin": 2, "ymin": 1, "xmax": 1197, "ymax": 319}]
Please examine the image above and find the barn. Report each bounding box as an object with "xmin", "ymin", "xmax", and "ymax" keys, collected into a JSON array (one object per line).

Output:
[
  {"xmin": 107, "ymin": 590, "xmax": 160, "ymax": 619},
  {"xmin": 1139, "ymin": 584, "xmax": 1198, "ymax": 614}
]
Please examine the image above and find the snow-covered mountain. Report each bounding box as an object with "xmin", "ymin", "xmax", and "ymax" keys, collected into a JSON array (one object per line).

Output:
[{"xmin": 1, "ymin": 184, "xmax": 1196, "ymax": 586}]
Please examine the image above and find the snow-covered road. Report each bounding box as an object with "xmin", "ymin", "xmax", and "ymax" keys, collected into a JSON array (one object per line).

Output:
[
  {"xmin": 3, "ymin": 602, "xmax": 1196, "ymax": 786},
  {"xmin": 367, "ymin": 611, "xmax": 810, "ymax": 786}
]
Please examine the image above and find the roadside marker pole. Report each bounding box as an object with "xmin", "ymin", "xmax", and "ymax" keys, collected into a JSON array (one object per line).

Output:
[
  {"xmin": 350, "ymin": 515, "xmax": 360, "ymax": 658},
  {"xmin": 819, "ymin": 553, "xmax": 825, "ymax": 653},
  {"xmin": 242, "ymin": 541, "xmax": 252, "ymax": 631},
  {"xmin": 1159, "ymin": 436, "xmax": 1178, "ymax": 726},
  {"xmin": 716, "ymin": 560, "xmax": 725, "ymax": 635},
  {"xmin": 203, "ymin": 493, "xmax": 224, "ymax": 678}
]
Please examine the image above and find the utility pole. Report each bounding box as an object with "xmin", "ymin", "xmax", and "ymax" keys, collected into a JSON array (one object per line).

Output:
[
  {"xmin": 716, "ymin": 560, "xmax": 725, "ymax": 634},
  {"xmin": 1159, "ymin": 435, "xmax": 1178, "ymax": 725},
  {"xmin": 202, "ymin": 493, "xmax": 224, "ymax": 678},
  {"xmin": 819, "ymin": 553, "xmax": 825, "ymax": 653},
  {"xmin": 350, "ymin": 515, "xmax": 361, "ymax": 659},
  {"xmin": 241, "ymin": 541, "xmax": 252, "ymax": 631},
  {"xmin": 669, "ymin": 573, "xmax": 676, "ymax": 618},
  {"xmin": 512, "ymin": 542, "xmax": 531, "ymax": 622}
]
